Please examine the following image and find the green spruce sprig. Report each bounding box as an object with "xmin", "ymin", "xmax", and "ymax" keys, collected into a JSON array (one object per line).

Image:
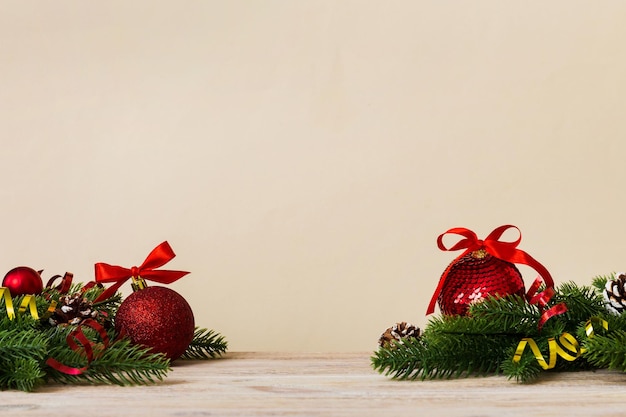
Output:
[
  {"xmin": 46, "ymin": 333, "xmax": 171, "ymax": 386},
  {"xmin": 181, "ymin": 327, "xmax": 228, "ymax": 359},
  {"xmin": 0, "ymin": 328, "xmax": 48, "ymax": 391},
  {"xmin": 0, "ymin": 281, "xmax": 228, "ymax": 391},
  {"xmin": 372, "ymin": 280, "xmax": 614, "ymax": 383}
]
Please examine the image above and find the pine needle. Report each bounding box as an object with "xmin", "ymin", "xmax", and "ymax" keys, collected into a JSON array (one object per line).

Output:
[{"xmin": 180, "ymin": 328, "xmax": 228, "ymax": 359}]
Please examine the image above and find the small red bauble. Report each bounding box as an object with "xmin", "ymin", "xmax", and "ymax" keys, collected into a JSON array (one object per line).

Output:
[
  {"xmin": 2, "ymin": 266, "xmax": 44, "ymax": 296},
  {"xmin": 115, "ymin": 286, "xmax": 195, "ymax": 360},
  {"xmin": 438, "ymin": 249, "xmax": 525, "ymax": 316}
]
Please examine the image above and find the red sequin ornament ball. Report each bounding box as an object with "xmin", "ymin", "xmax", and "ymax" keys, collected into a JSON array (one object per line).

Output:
[
  {"xmin": 437, "ymin": 249, "xmax": 525, "ymax": 316},
  {"xmin": 115, "ymin": 286, "xmax": 195, "ymax": 360}
]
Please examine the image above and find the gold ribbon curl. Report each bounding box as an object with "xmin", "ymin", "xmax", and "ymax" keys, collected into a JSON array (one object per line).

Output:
[
  {"xmin": 513, "ymin": 318, "xmax": 609, "ymax": 369},
  {"xmin": 0, "ymin": 287, "xmax": 42, "ymax": 320}
]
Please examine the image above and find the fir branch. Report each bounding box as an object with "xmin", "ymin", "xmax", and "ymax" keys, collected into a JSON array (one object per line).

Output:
[
  {"xmin": 371, "ymin": 337, "xmax": 428, "ymax": 380},
  {"xmin": 180, "ymin": 328, "xmax": 228, "ymax": 360},
  {"xmin": 501, "ymin": 345, "xmax": 543, "ymax": 383},
  {"xmin": 0, "ymin": 328, "xmax": 48, "ymax": 361},
  {"xmin": 582, "ymin": 330, "xmax": 626, "ymax": 371},
  {"xmin": 0, "ymin": 328, "xmax": 49, "ymax": 391},
  {"xmin": 0, "ymin": 313, "xmax": 38, "ymax": 332},
  {"xmin": 464, "ymin": 295, "xmax": 542, "ymax": 335},
  {"xmin": 372, "ymin": 329, "xmax": 519, "ymax": 380},
  {"xmin": 47, "ymin": 337, "xmax": 171, "ymax": 386},
  {"xmin": 0, "ymin": 357, "xmax": 46, "ymax": 392},
  {"xmin": 550, "ymin": 281, "xmax": 607, "ymax": 327},
  {"xmin": 591, "ymin": 273, "xmax": 614, "ymax": 293}
]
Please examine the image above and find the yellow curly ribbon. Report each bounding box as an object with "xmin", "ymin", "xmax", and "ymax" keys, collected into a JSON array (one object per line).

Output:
[
  {"xmin": 0, "ymin": 287, "xmax": 40, "ymax": 320},
  {"xmin": 0, "ymin": 287, "xmax": 16, "ymax": 319},
  {"xmin": 585, "ymin": 317, "xmax": 609, "ymax": 338},
  {"xmin": 514, "ymin": 318, "xmax": 610, "ymax": 368},
  {"xmin": 17, "ymin": 295, "xmax": 39, "ymax": 319},
  {"xmin": 513, "ymin": 332, "xmax": 582, "ymax": 370},
  {"xmin": 44, "ymin": 300, "xmax": 58, "ymax": 319},
  {"xmin": 579, "ymin": 317, "xmax": 609, "ymax": 354}
]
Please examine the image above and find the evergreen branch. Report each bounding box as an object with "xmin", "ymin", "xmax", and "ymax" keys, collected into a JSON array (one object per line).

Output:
[
  {"xmin": 47, "ymin": 338, "xmax": 171, "ymax": 386},
  {"xmin": 180, "ymin": 328, "xmax": 228, "ymax": 360},
  {"xmin": 0, "ymin": 313, "xmax": 38, "ymax": 332},
  {"xmin": 371, "ymin": 337, "xmax": 428, "ymax": 379},
  {"xmin": 550, "ymin": 281, "xmax": 607, "ymax": 327},
  {"xmin": 372, "ymin": 330, "xmax": 519, "ymax": 380},
  {"xmin": 428, "ymin": 295, "xmax": 540, "ymax": 337},
  {"xmin": 0, "ymin": 328, "xmax": 48, "ymax": 391},
  {"xmin": 582, "ymin": 330, "xmax": 626, "ymax": 372},
  {"xmin": 0, "ymin": 357, "xmax": 46, "ymax": 392},
  {"xmin": 372, "ymin": 281, "xmax": 614, "ymax": 383},
  {"xmin": 501, "ymin": 345, "xmax": 543, "ymax": 383},
  {"xmin": 591, "ymin": 273, "xmax": 614, "ymax": 293},
  {"xmin": 0, "ymin": 328, "xmax": 49, "ymax": 361}
]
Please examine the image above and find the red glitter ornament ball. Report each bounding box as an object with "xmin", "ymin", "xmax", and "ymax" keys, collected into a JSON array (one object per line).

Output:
[
  {"xmin": 438, "ymin": 249, "xmax": 525, "ymax": 316},
  {"xmin": 115, "ymin": 286, "xmax": 195, "ymax": 360},
  {"xmin": 2, "ymin": 266, "xmax": 44, "ymax": 296}
]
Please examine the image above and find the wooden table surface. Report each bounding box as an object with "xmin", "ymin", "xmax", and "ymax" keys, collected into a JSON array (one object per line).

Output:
[{"xmin": 2, "ymin": 352, "xmax": 626, "ymax": 416}]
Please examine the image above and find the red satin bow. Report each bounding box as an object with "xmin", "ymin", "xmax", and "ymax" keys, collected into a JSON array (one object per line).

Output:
[
  {"xmin": 94, "ymin": 241, "xmax": 189, "ymax": 302},
  {"xmin": 426, "ymin": 225, "xmax": 566, "ymax": 329}
]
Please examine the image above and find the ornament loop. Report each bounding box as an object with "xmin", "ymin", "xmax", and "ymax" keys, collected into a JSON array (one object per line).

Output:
[
  {"xmin": 94, "ymin": 241, "xmax": 189, "ymax": 302},
  {"xmin": 131, "ymin": 276, "xmax": 148, "ymax": 291}
]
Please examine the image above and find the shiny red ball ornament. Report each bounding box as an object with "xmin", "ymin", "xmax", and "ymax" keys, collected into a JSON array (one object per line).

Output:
[
  {"xmin": 437, "ymin": 249, "xmax": 525, "ymax": 316},
  {"xmin": 2, "ymin": 266, "xmax": 44, "ymax": 296},
  {"xmin": 115, "ymin": 286, "xmax": 195, "ymax": 360}
]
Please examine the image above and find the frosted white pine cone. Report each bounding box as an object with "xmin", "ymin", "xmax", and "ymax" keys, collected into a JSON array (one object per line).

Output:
[{"xmin": 604, "ymin": 272, "xmax": 626, "ymax": 315}]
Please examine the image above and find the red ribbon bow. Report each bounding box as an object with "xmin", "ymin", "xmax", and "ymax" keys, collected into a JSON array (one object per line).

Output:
[
  {"xmin": 426, "ymin": 225, "xmax": 566, "ymax": 329},
  {"xmin": 94, "ymin": 241, "xmax": 189, "ymax": 303}
]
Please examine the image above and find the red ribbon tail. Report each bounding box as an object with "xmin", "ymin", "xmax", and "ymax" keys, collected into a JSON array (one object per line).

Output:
[
  {"xmin": 427, "ymin": 269, "xmax": 449, "ymax": 315},
  {"xmin": 526, "ymin": 277, "xmax": 568, "ymax": 330},
  {"xmin": 46, "ymin": 357, "xmax": 87, "ymax": 375},
  {"xmin": 426, "ymin": 290, "xmax": 439, "ymax": 315},
  {"xmin": 94, "ymin": 280, "xmax": 124, "ymax": 303},
  {"xmin": 139, "ymin": 270, "xmax": 190, "ymax": 284},
  {"xmin": 46, "ymin": 319, "xmax": 110, "ymax": 375},
  {"xmin": 140, "ymin": 241, "xmax": 178, "ymax": 270},
  {"xmin": 46, "ymin": 272, "xmax": 74, "ymax": 294},
  {"xmin": 537, "ymin": 303, "xmax": 568, "ymax": 331}
]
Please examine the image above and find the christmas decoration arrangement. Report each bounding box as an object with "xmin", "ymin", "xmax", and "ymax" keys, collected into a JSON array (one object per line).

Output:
[
  {"xmin": 0, "ymin": 241, "xmax": 227, "ymax": 392},
  {"xmin": 372, "ymin": 225, "xmax": 626, "ymax": 383}
]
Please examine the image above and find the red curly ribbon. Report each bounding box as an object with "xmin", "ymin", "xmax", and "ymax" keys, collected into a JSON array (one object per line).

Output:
[
  {"xmin": 45, "ymin": 318, "xmax": 110, "ymax": 375},
  {"xmin": 46, "ymin": 272, "xmax": 74, "ymax": 294},
  {"xmin": 94, "ymin": 241, "xmax": 189, "ymax": 303},
  {"xmin": 426, "ymin": 225, "xmax": 566, "ymax": 329}
]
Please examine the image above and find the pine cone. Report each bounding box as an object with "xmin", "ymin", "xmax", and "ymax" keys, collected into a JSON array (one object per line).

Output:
[
  {"xmin": 604, "ymin": 273, "xmax": 626, "ymax": 315},
  {"xmin": 378, "ymin": 322, "xmax": 420, "ymax": 348},
  {"xmin": 49, "ymin": 293, "xmax": 98, "ymax": 326}
]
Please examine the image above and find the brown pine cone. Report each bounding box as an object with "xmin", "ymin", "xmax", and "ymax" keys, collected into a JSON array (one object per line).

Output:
[
  {"xmin": 49, "ymin": 293, "xmax": 98, "ymax": 326},
  {"xmin": 378, "ymin": 322, "xmax": 420, "ymax": 348}
]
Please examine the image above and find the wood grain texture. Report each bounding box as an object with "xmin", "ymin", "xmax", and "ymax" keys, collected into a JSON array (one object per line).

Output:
[{"xmin": 1, "ymin": 352, "xmax": 625, "ymax": 416}]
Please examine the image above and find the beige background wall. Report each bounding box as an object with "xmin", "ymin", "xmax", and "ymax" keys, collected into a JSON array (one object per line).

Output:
[{"xmin": 1, "ymin": 1, "xmax": 626, "ymax": 351}]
